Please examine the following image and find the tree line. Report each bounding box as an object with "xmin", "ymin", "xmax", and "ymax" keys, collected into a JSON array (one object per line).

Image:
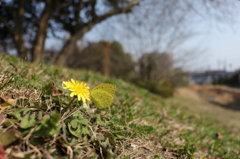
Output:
[
  {"xmin": 0, "ymin": 0, "xmax": 138, "ymax": 65},
  {"xmin": 55, "ymin": 40, "xmax": 188, "ymax": 97}
]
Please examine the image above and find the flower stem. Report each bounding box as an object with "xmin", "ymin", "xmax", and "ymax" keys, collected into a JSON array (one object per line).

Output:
[
  {"xmin": 67, "ymin": 97, "xmax": 75, "ymax": 108},
  {"xmin": 60, "ymin": 97, "xmax": 76, "ymax": 122}
]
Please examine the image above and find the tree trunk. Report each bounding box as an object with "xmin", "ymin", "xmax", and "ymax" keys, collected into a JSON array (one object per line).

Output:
[
  {"xmin": 13, "ymin": 35, "xmax": 26, "ymax": 60},
  {"xmin": 53, "ymin": 35, "xmax": 79, "ymax": 66},
  {"xmin": 13, "ymin": 0, "xmax": 27, "ymax": 59},
  {"xmin": 102, "ymin": 41, "xmax": 110, "ymax": 76},
  {"xmin": 53, "ymin": 26, "xmax": 93, "ymax": 66},
  {"xmin": 53, "ymin": 0, "xmax": 138, "ymax": 66},
  {"xmin": 32, "ymin": 1, "xmax": 55, "ymax": 64}
]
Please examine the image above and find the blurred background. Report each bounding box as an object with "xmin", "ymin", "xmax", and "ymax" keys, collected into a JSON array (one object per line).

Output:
[{"xmin": 1, "ymin": 0, "xmax": 240, "ymax": 97}]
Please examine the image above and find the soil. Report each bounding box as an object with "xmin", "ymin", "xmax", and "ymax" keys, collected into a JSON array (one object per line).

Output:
[
  {"xmin": 172, "ymin": 84, "xmax": 240, "ymax": 133},
  {"xmin": 176, "ymin": 85, "xmax": 240, "ymax": 111}
]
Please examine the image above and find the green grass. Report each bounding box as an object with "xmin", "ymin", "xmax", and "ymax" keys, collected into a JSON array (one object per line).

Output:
[{"xmin": 0, "ymin": 54, "xmax": 240, "ymax": 159}]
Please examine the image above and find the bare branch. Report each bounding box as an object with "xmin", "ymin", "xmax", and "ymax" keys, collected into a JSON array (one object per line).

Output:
[
  {"xmin": 54, "ymin": 0, "xmax": 139, "ymax": 65},
  {"xmin": 96, "ymin": 0, "xmax": 139, "ymax": 22},
  {"xmin": 0, "ymin": 17, "xmax": 13, "ymax": 35}
]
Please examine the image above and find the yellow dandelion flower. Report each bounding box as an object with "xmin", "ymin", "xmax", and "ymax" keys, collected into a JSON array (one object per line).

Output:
[{"xmin": 62, "ymin": 79, "xmax": 90, "ymax": 103}]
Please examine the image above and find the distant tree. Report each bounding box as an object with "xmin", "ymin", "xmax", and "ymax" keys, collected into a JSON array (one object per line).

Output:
[
  {"xmin": 109, "ymin": 41, "xmax": 135, "ymax": 79},
  {"xmin": 134, "ymin": 52, "xmax": 189, "ymax": 97},
  {"xmin": 213, "ymin": 70, "xmax": 240, "ymax": 87},
  {"xmin": 0, "ymin": 25, "xmax": 13, "ymax": 53},
  {"xmin": 68, "ymin": 41, "xmax": 103, "ymax": 72},
  {"xmin": 169, "ymin": 68, "xmax": 189, "ymax": 87},
  {"xmin": 0, "ymin": 0, "xmax": 29, "ymax": 59},
  {"xmin": 52, "ymin": 0, "xmax": 139, "ymax": 66},
  {"xmin": 1, "ymin": 0, "xmax": 238, "ymax": 67},
  {"xmin": 88, "ymin": 0, "xmax": 239, "ymax": 70},
  {"xmin": 138, "ymin": 52, "xmax": 173, "ymax": 82},
  {"xmin": 68, "ymin": 41, "xmax": 135, "ymax": 79},
  {"xmin": 0, "ymin": 0, "xmax": 139, "ymax": 64}
]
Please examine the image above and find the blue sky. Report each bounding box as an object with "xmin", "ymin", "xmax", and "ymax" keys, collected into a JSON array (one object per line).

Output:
[
  {"xmin": 204, "ymin": 27, "xmax": 240, "ymax": 71},
  {"xmin": 82, "ymin": 18, "xmax": 240, "ymax": 72},
  {"xmin": 185, "ymin": 22, "xmax": 240, "ymax": 72},
  {"xmin": 46, "ymin": 18, "xmax": 240, "ymax": 72},
  {"xmin": 45, "ymin": 1, "xmax": 240, "ymax": 72}
]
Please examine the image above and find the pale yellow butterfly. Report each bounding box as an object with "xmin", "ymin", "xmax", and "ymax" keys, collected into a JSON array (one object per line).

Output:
[{"xmin": 90, "ymin": 83, "xmax": 116, "ymax": 109}]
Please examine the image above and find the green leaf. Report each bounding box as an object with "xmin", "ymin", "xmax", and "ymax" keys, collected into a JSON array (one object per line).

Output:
[
  {"xmin": 115, "ymin": 133, "xmax": 125, "ymax": 139},
  {"xmin": 78, "ymin": 119, "xmax": 89, "ymax": 125},
  {"xmin": 100, "ymin": 138, "xmax": 115, "ymax": 158},
  {"xmin": 68, "ymin": 120, "xmax": 82, "ymax": 137},
  {"xmin": 73, "ymin": 147, "xmax": 81, "ymax": 154},
  {"xmin": 42, "ymin": 82, "xmax": 54, "ymax": 95},
  {"xmin": 2, "ymin": 118, "xmax": 18, "ymax": 127},
  {"xmin": 70, "ymin": 119, "xmax": 79, "ymax": 128},
  {"xmin": 66, "ymin": 117, "xmax": 89, "ymax": 137},
  {"xmin": 62, "ymin": 122, "xmax": 79, "ymax": 145},
  {"xmin": 20, "ymin": 112, "xmax": 38, "ymax": 129},
  {"xmin": 96, "ymin": 115, "xmax": 106, "ymax": 126},
  {"xmin": 0, "ymin": 129, "xmax": 20, "ymax": 146},
  {"xmin": 67, "ymin": 137, "xmax": 78, "ymax": 145},
  {"xmin": 103, "ymin": 132, "xmax": 116, "ymax": 146},
  {"xmin": 72, "ymin": 111, "xmax": 83, "ymax": 118},
  {"xmin": 5, "ymin": 108, "xmax": 30, "ymax": 120},
  {"xmin": 81, "ymin": 126, "xmax": 90, "ymax": 135},
  {"xmin": 34, "ymin": 111, "xmax": 61, "ymax": 136}
]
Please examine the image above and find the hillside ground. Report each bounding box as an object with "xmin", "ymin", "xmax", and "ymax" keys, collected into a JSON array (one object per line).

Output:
[
  {"xmin": 174, "ymin": 85, "xmax": 240, "ymax": 132},
  {"xmin": 0, "ymin": 55, "xmax": 240, "ymax": 158}
]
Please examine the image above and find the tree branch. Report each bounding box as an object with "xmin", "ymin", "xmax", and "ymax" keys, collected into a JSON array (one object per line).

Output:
[
  {"xmin": 83, "ymin": 0, "xmax": 139, "ymax": 27},
  {"xmin": 0, "ymin": 17, "xmax": 13, "ymax": 35},
  {"xmin": 57, "ymin": 2, "xmax": 73, "ymax": 9},
  {"xmin": 52, "ymin": 0, "xmax": 139, "ymax": 66},
  {"xmin": 90, "ymin": 0, "xmax": 97, "ymax": 20}
]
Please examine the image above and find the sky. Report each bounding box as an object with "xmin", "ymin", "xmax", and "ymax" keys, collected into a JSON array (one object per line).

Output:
[
  {"xmin": 81, "ymin": 3, "xmax": 240, "ymax": 73},
  {"xmin": 45, "ymin": 1, "xmax": 240, "ymax": 73},
  {"xmin": 202, "ymin": 27, "xmax": 240, "ymax": 72},
  {"xmin": 183, "ymin": 22, "xmax": 240, "ymax": 72},
  {"xmin": 82, "ymin": 19, "xmax": 240, "ymax": 72}
]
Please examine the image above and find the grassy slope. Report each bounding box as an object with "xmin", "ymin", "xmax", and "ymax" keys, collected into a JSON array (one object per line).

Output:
[
  {"xmin": 0, "ymin": 54, "xmax": 239, "ymax": 159},
  {"xmin": 167, "ymin": 93, "xmax": 240, "ymax": 133}
]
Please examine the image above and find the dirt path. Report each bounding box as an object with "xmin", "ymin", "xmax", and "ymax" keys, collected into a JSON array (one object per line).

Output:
[{"xmin": 165, "ymin": 86, "xmax": 240, "ymax": 133}]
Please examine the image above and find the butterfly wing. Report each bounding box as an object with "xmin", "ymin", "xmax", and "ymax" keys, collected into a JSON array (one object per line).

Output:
[
  {"xmin": 91, "ymin": 83, "xmax": 116, "ymax": 95},
  {"xmin": 90, "ymin": 83, "xmax": 116, "ymax": 109}
]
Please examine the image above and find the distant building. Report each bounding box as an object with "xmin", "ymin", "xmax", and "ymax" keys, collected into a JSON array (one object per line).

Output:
[{"xmin": 189, "ymin": 70, "xmax": 234, "ymax": 85}]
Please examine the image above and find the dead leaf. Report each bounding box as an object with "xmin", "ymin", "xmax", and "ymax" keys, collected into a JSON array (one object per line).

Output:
[
  {"xmin": 0, "ymin": 113, "xmax": 5, "ymax": 124},
  {"xmin": 50, "ymin": 83, "xmax": 62, "ymax": 94},
  {"xmin": 216, "ymin": 133, "xmax": 223, "ymax": 139},
  {"xmin": 0, "ymin": 129, "xmax": 21, "ymax": 146},
  {"xmin": 0, "ymin": 75, "xmax": 8, "ymax": 85},
  {"xmin": 0, "ymin": 144, "xmax": 4, "ymax": 159},
  {"xmin": 0, "ymin": 96, "xmax": 16, "ymax": 110}
]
